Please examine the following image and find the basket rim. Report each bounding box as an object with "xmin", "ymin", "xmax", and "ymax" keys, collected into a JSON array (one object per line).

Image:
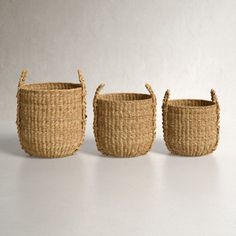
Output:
[
  {"xmin": 96, "ymin": 92, "xmax": 152, "ymax": 103},
  {"xmin": 167, "ymin": 99, "xmax": 216, "ymax": 109},
  {"xmin": 19, "ymin": 82, "xmax": 82, "ymax": 92}
]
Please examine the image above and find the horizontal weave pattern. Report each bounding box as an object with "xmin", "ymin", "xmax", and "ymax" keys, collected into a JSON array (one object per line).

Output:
[
  {"xmin": 93, "ymin": 84, "xmax": 156, "ymax": 157},
  {"xmin": 162, "ymin": 90, "xmax": 220, "ymax": 156},
  {"xmin": 16, "ymin": 70, "xmax": 86, "ymax": 158}
]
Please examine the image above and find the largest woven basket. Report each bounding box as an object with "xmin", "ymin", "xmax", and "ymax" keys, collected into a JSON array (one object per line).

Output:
[
  {"xmin": 93, "ymin": 84, "xmax": 156, "ymax": 157},
  {"xmin": 16, "ymin": 70, "xmax": 86, "ymax": 158},
  {"xmin": 162, "ymin": 89, "xmax": 220, "ymax": 156}
]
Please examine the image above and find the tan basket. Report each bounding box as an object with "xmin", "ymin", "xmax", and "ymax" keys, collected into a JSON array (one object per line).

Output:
[
  {"xmin": 93, "ymin": 84, "xmax": 156, "ymax": 157},
  {"xmin": 162, "ymin": 89, "xmax": 220, "ymax": 156},
  {"xmin": 16, "ymin": 70, "xmax": 86, "ymax": 158}
]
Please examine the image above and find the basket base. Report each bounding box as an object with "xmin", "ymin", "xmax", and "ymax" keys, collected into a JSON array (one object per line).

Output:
[
  {"xmin": 97, "ymin": 148, "xmax": 151, "ymax": 158},
  {"xmin": 20, "ymin": 146, "xmax": 82, "ymax": 158},
  {"xmin": 168, "ymin": 149, "xmax": 216, "ymax": 157}
]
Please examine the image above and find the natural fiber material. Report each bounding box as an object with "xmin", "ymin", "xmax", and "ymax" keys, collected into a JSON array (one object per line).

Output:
[
  {"xmin": 16, "ymin": 70, "xmax": 86, "ymax": 158},
  {"xmin": 162, "ymin": 90, "xmax": 220, "ymax": 156},
  {"xmin": 93, "ymin": 84, "xmax": 156, "ymax": 157}
]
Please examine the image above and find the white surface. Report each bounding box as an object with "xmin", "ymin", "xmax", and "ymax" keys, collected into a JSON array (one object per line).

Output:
[{"xmin": 1, "ymin": 122, "xmax": 236, "ymax": 236}]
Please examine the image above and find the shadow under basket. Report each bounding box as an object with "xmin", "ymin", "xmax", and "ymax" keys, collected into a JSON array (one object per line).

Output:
[
  {"xmin": 93, "ymin": 84, "xmax": 156, "ymax": 157},
  {"xmin": 16, "ymin": 70, "xmax": 86, "ymax": 158},
  {"xmin": 162, "ymin": 90, "xmax": 220, "ymax": 157}
]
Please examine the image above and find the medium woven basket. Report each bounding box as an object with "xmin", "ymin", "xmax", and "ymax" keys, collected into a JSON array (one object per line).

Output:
[
  {"xmin": 16, "ymin": 70, "xmax": 86, "ymax": 158},
  {"xmin": 93, "ymin": 84, "xmax": 156, "ymax": 157},
  {"xmin": 162, "ymin": 89, "xmax": 220, "ymax": 156}
]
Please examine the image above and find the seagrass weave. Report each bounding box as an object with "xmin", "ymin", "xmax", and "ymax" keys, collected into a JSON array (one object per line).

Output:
[
  {"xmin": 162, "ymin": 90, "xmax": 220, "ymax": 156},
  {"xmin": 93, "ymin": 84, "xmax": 156, "ymax": 157},
  {"xmin": 16, "ymin": 70, "xmax": 86, "ymax": 158}
]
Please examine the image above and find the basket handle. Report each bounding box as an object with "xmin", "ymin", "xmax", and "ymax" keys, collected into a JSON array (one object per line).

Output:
[
  {"xmin": 16, "ymin": 70, "xmax": 27, "ymax": 126},
  {"xmin": 163, "ymin": 89, "xmax": 170, "ymax": 106},
  {"xmin": 77, "ymin": 69, "xmax": 86, "ymax": 93},
  {"xmin": 211, "ymin": 89, "xmax": 219, "ymax": 106},
  {"xmin": 145, "ymin": 83, "xmax": 156, "ymax": 146},
  {"xmin": 93, "ymin": 83, "xmax": 105, "ymax": 107},
  {"xmin": 210, "ymin": 89, "xmax": 220, "ymax": 150},
  {"xmin": 162, "ymin": 89, "xmax": 171, "ymax": 151},
  {"xmin": 145, "ymin": 84, "xmax": 156, "ymax": 103},
  {"xmin": 77, "ymin": 69, "xmax": 87, "ymax": 137},
  {"xmin": 18, "ymin": 70, "xmax": 28, "ymax": 88}
]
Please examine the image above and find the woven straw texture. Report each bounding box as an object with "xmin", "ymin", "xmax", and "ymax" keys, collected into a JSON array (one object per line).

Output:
[
  {"xmin": 93, "ymin": 84, "xmax": 156, "ymax": 157},
  {"xmin": 162, "ymin": 89, "xmax": 220, "ymax": 156},
  {"xmin": 16, "ymin": 70, "xmax": 86, "ymax": 158}
]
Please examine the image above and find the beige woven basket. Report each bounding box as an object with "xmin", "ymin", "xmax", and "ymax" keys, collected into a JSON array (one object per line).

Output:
[
  {"xmin": 16, "ymin": 70, "xmax": 86, "ymax": 158},
  {"xmin": 93, "ymin": 84, "xmax": 156, "ymax": 157},
  {"xmin": 162, "ymin": 89, "xmax": 220, "ymax": 156}
]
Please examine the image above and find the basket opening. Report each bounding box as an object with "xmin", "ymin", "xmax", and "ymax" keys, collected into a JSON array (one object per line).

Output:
[
  {"xmin": 98, "ymin": 93, "xmax": 151, "ymax": 102},
  {"xmin": 168, "ymin": 99, "xmax": 215, "ymax": 108},
  {"xmin": 20, "ymin": 83, "xmax": 81, "ymax": 91}
]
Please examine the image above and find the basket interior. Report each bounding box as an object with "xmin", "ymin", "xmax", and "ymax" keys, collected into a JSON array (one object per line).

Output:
[
  {"xmin": 98, "ymin": 93, "xmax": 151, "ymax": 102},
  {"xmin": 20, "ymin": 83, "xmax": 81, "ymax": 91},
  {"xmin": 168, "ymin": 99, "xmax": 215, "ymax": 108}
]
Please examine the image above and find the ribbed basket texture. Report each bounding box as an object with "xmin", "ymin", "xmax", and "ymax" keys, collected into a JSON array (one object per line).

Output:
[
  {"xmin": 16, "ymin": 70, "xmax": 86, "ymax": 158},
  {"xmin": 93, "ymin": 84, "xmax": 156, "ymax": 157},
  {"xmin": 162, "ymin": 89, "xmax": 220, "ymax": 156}
]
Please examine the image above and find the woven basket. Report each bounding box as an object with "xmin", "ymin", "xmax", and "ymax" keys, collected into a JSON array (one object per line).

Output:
[
  {"xmin": 162, "ymin": 89, "xmax": 220, "ymax": 156},
  {"xmin": 93, "ymin": 84, "xmax": 156, "ymax": 157},
  {"xmin": 16, "ymin": 70, "xmax": 86, "ymax": 158}
]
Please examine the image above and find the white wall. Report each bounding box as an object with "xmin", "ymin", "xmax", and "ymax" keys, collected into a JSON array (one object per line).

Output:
[{"xmin": 0, "ymin": 0, "xmax": 236, "ymax": 137}]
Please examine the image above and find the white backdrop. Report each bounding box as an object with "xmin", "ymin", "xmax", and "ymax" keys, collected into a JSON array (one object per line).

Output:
[
  {"xmin": 1, "ymin": 0, "xmax": 236, "ymax": 235},
  {"xmin": 1, "ymin": 0, "xmax": 236, "ymax": 133}
]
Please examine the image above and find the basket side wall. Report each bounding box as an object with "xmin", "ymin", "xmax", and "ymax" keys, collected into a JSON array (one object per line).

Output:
[
  {"xmin": 94, "ymin": 99, "xmax": 156, "ymax": 157},
  {"xmin": 163, "ymin": 105, "xmax": 219, "ymax": 156},
  {"xmin": 17, "ymin": 89, "xmax": 85, "ymax": 157}
]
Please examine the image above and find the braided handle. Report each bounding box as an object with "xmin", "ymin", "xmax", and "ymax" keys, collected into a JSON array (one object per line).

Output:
[
  {"xmin": 210, "ymin": 89, "xmax": 220, "ymax": 150},
  {"xmin": 163, "ymin": 89, "xmax": 170, "ymax": 106},
  {"xmin": 77, "ymin": 70, "xmax": 87, "ymax": 140},
  {"xmin": 93, "ymin": 83, "xmax": 105, "ymax": 107},
  {"xmin": 162, "ymin": 89, "xmax": 171, "ymax": 152},
  {"xmin": 18, "ymin": 70, "xmax": 28, "ymax": 88},
  {"xmin": 145, "ymin": 83, "xmax": 156, "ymax": 147},
  {"xmin": 78, "ymin": 69, "xmax": 86, "ymax": 94},
  {"xmin": 93, "ymin": 83, "xmax": 105, "ymax": 145},
  {"xmin": 16, "ymin": 70, "xmax": 27, "ymax": 127},
  {"xmin": 145, "ymin": 83, "xmax": 156, "ymax": 103},
  {"xmin": 211, "ymin": 89, "xmax": 219, "ymax": 107}
]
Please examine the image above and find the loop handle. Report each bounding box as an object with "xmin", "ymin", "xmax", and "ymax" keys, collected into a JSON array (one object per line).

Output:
[
  {"xmin": 17, "ymin": 70, "xmax": 27, "ymax": 126},
  {"xmin": 210, "ymin": 89, "xmax": 220, "ymax": 150},
  {"xmin": 93, "ymin": 83, "xmax": 105, "ymax": 107},
  {"xmin": 145, "ymin": 83, "xmax": 156, "ymax": 103},
  {"xmin": 211, "ymin": 89, "xmax": 219, "ymax": 107},
  {"xmin": 163, "ymin": 89, "xmax": 170, "ymax": 107},
  {"xmin": 78, "ymin": 69, "xmax": 86, "ymax": 93},
  {"xmin": 95, "ymin": 83, "xmax": 105, "ymax": 96},
  {"xmin": 145, "ymin": 84, "xmax": 156, "ymax": 146},
  {"xmin": 77, "ymin": 69, "xmax": 87, "ymax": 138},
  {"xmin": 93, "ymin": 83, "xmax": 105, "ymax": 146},
  {"xmin": 162, "ymin": 89, "xmax": 171, "ymax": 151},
  {"xmin": 18, "ymin": 70, "xmax": 28, "ymax": 88}
]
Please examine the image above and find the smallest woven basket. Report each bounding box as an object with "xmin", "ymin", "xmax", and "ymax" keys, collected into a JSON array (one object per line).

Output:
[
  {"xmin": 93, "ymin": 84, "xmax": 156, "ymax": 157},
  {"xmin": 162, "ymin": 89, "xmax": 220, "ymax": 156}
]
